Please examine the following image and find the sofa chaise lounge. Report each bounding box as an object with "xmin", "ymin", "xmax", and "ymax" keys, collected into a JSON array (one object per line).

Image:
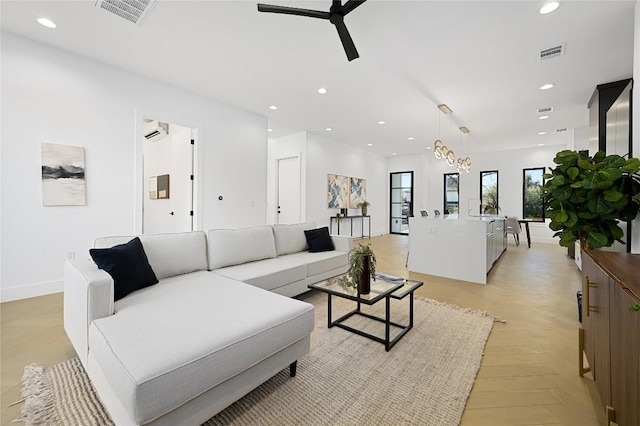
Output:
[{"xmin": 64, "ymin": 223, "xmax": 351, "ymax": 425}]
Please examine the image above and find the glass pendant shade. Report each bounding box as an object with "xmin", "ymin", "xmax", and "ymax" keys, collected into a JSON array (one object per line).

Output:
[
  {"xmin": 433, "ymin": 140, "xmax": 444, "ymax": 159},
  {"xmin": 446, "ymin": 150, "xmax": 455, "ymax": 166}
]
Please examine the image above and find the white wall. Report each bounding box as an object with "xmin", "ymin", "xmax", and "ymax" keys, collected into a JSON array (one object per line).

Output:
[
  {"xmin": 303, "ymin": 133, "xmax": 387, "ymax": 236},
  {"xmin": 387, "ymin": 154, "xmax": 428, "ymax": 215},
  {"xmin": 1, "ymin": 33, "xmax": 268, "ymax": 301}
]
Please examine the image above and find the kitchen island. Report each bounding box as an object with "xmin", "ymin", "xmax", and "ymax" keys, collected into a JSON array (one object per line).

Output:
[{"xmin": 407, "ymin": 215, "xmax": 506, "ymax": 284}]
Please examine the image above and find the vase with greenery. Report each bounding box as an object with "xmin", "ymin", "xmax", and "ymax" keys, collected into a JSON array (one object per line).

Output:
[
  {"xmin": 358, "ymin": 200, "xmax": 370, "ymax": 216},
  {"xmin": 542, "ymin": 150, "xmax": 640, "ymax": 249},
  {"xmin": 338, "ymin": 244, "xmax": 376, "ymax": 294}
]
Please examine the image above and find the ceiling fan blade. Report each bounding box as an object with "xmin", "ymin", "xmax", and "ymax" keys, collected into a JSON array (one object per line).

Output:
[
  {"xmin": 340, "ymin": 0, "xmax": 367, "ymax": 15},
  {"xmin": 333, "ymin": 19, "xmax": 359, "ymax": 61},
  {"xmin": 257, "ymin": 4, "xmax": 330, "ymax": 20}
]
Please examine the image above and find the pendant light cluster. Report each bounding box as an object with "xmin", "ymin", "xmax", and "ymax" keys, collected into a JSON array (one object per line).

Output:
[
  {"xmin": 433, "ymin": 104, "xmax": 455, "ymax": 166},
  {"xmin": 432, "ymin": 104, "xmax": 472, "ymax": 173}
]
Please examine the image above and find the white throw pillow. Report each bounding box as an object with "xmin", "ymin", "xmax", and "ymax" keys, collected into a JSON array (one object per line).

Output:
[
  {"xmin": 272, "ymin": 222, "xmax": 316, "ymax": 256},
  {"xmin": 208, "ymin": 226, "xmax": 276, "ymax": 270}
]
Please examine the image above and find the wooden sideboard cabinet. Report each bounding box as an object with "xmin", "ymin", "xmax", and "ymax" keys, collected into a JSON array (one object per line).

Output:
[{"xmin": 579, "ymin": 249, "xmax": 640, "ymax": 426}]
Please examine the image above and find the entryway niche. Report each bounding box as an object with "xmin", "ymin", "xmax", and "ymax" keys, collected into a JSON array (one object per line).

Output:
[{"xmin": 141, "ymin": 118, "xmax": 197, "ymax": 234}]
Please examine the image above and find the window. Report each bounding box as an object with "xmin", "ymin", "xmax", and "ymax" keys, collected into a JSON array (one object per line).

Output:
[
  {"xmin": 480, "ymin": 170, "xmax": 499, "ymax": 214},
  {"xmin": 390, "ymin": 171, "xmax": 413, "ymax": 234},
  {"xmin": 443, "ymin": 173, "xmax": 459, "ymax": 215},
  {"xmin": 523, "ymin": 167, "xmax": 545, "ymax": 221}
]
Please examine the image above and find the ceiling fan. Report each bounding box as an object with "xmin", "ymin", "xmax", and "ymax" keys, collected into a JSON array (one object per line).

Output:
[{"xmin": 257, "ymin": 1, "xmax": 367, "ymax": 61}]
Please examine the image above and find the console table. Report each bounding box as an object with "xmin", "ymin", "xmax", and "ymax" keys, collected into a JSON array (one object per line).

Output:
[{"xmin": 329, "ymin": 215, "xmax": 371, "ymax": 239}]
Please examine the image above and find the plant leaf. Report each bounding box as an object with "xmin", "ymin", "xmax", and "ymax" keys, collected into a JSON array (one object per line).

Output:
[
  {"xmin": 567, "ymin": 167, "xmax": 580, "ymax": 180},
  {"xmin": 603, "ymin": 189, "xmax": 624, "ymax": 202},
  {"xmin": 622, "ymin": 157, "xmax": 640, "ymax": 173},
  {"xmin": 587, "ymin": 231, "xmax": 609, "ymax": 248}
]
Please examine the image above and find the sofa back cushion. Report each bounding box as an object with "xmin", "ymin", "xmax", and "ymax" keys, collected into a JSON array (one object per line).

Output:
[
  {"xmin": 94, "ymin": 231, "xmax": 208, "ymax": 280},
  {"xmin": 207, "ymin": 226, "xmax": 276, "ymax": 270},
  {"xmin": 272, "ymin": 222, "xmax": 316, "ymax": 256}
]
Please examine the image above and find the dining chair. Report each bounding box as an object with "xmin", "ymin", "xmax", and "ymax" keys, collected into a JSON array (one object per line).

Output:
[{"xmin": 505, "ymin": 216, "xmax": 522, "ymax": 246}]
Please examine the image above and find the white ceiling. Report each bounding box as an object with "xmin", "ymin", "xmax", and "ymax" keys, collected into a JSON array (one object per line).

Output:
[{"xmin": 1, "ymin": 1, "xmax": 636, "ymax": 157}]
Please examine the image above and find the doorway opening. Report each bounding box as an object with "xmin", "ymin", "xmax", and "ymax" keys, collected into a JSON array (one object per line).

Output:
[
  {"xmin": 390, "ymin": 171, "xmax": 413, "ymax": 234},
  {"xmin": 142, "ymin": 118, "xmax": 196, "ymax": 234}
]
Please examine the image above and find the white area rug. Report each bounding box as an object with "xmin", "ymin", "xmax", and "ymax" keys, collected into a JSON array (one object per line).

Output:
[{"xmin": 19, "ymin": 291, "xmax": 496, "ymax": 425}]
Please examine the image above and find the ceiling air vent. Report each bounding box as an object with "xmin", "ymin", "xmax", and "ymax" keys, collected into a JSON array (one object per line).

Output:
[
  {"xmin": 95, "ymin": 0, "xmax": 157, "ymax": 25},
  {"xmin": 537, "ymin": 106, "xmax": 554, "ymax": 114},
  {"xmin": 539, "ymin": 44, "xmax": 565, "ymax": 61}
]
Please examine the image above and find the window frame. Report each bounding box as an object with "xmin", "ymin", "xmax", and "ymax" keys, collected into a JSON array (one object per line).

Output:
[
  {"xmin": 522, "ymin": 167, "xmax": 545, "ymax": 222},
  {"xmin": 480, "ymin": 170, "xmax": 499, "ymax": 215},
  {"xmin": 389, "ymin": 171, "xmax": 414, "ymax": 235},
  {"xmin": 443, "ymin": 173, "xmax": 459, "ymax": 215}
]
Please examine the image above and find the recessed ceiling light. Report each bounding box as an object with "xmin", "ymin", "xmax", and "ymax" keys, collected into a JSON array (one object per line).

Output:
[
  {"xmin": 317, "ymin": 88, "xmax": 328, "ymax": 94},
  {"xmin": 408, "ymin": 137, "xmax": 415, "ymax": 140},
  {"xmin": 539, "ymin": 115, "xmax": 549, "ymax": 120},
  {"xmin": 367, "ymin": 143, "xmax": 373, "ymax": 146},
  {"xmin": 37, "ymin": 17, "xmax": 57, "ymax": 28},
  {"xmin": 540, "ymin": 2, "xmax": 560, "ymax": 15},
  {"xmin": 325, "ymin": 127, "xmax": 332, "ymax": 132},
  {"xmin": 540, "ymin": 83, "xmax": 555, "ymax": 90},
  {"xmin": 267, "ymin": 128, "xmax": 273, "ymax": 132},
  {"xmin": 538, "ymin": 131, "xmax": 547, "ymax": 135},
  {"xmin": 426, "ymin": 146, "xmax": 432, "ymax": 150},
  {"xmin": 269, "ymin": 105, "xmax": 278, "ymax": 110},
  {"xmin": 378, "ymin": 121, "xmax": 386, "ymax": 125},
  {"xmin": 538, "ymin": 143, "xmax": 545, "ymax": 146},
  {"xmin": 392, "ymin": 152, "xmax": 397, "ymax": 156}
]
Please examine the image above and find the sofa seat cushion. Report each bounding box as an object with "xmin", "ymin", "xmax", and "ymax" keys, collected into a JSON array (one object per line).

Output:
[
  {"xmin": 283, "ymin": 250, "xmax": 349, "ymax": 277},
  {"xmin": 88, "ymin": 271, "xmax": 314, "ymax": 424},
  {"xmin": 212, "ymin": 258, "xmax": 307, "ymax": 292}
]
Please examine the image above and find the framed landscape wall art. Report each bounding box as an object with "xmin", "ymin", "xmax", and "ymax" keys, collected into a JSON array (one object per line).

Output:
[
  {"xmin": 327, "ymin": 174, "xmax": 348, "ymax": 208},
  {"xmin": 349, "ymin": 177, "xmax": 366, "ymax": 208},
  {"xmin": 41, "ymin": 142, "xmax": 86, "ymax": 206}
]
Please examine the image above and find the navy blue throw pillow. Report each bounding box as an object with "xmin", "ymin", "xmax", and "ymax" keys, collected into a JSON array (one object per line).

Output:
[
  {"xmin": 90, "ymin": 237, "xmax": 158, "ymax": 301},
  {"xmin": 304, "ymin": 227, "xmax": 335, "ymax": 253}
]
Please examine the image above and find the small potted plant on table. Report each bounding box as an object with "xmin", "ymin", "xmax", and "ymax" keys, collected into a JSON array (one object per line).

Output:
[{"xmin": 339, "ymin": 244, "xmax": 376, "ymax": 295}]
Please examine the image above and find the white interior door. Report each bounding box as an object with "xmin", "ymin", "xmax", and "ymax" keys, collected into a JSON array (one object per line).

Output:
[
  {"xmin": 143, "ymin": 121, "xmax": 194, "ymax": 234},
  {"xmin": 277, "ymin": 156, "xmax": 301, "ymax": 224}
]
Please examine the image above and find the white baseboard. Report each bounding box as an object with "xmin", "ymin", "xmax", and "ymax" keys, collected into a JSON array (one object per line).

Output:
[{"xmin": 1, "ymin": 279, "xmax": 63, "ymax": 303}]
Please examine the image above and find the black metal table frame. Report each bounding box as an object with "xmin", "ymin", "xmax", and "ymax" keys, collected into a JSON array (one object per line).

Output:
[
  {"xmin": 329, "ymin": 215, "xmax": 371, "ymax": 239},
  {"xmin": 326, "ymin": 286, "xmax": 417, "ymax": 352}
]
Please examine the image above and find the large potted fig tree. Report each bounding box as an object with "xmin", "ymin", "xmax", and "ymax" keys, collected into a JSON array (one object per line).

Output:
[{"xmin": 542, "ymin": 150, "xmax": 640, "ymax": 249}]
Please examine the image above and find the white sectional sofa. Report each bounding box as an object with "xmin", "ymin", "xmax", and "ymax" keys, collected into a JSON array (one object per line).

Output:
[{"xmin": 64, "ymin": 223, "xmax": 351, "ymax": 426}]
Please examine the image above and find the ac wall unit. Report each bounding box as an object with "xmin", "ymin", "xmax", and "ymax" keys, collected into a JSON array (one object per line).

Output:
[{"xmin": 144, "ymin": 121, "xmax": 169, "ymax": 142}]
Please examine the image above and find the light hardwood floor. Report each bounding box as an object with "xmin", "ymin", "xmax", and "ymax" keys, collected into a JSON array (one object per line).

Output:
[{"xmin": 1, "ymin": 234, "xmax": 604, "ymax": 425}]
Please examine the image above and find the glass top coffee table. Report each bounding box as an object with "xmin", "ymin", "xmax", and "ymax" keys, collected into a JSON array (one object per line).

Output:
[{"xmin": 308, "ymin": 273, "xmax": 423, "ymax": 351}]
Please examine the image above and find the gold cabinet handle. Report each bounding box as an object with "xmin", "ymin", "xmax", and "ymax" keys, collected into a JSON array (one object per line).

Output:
[
  {"xmin": 606, "ymin": 405, "xmax": 617, "ymax": 426},
  {"xmin": 584, "ymin": 276, "xmax": 598, "ymax": 317}
]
